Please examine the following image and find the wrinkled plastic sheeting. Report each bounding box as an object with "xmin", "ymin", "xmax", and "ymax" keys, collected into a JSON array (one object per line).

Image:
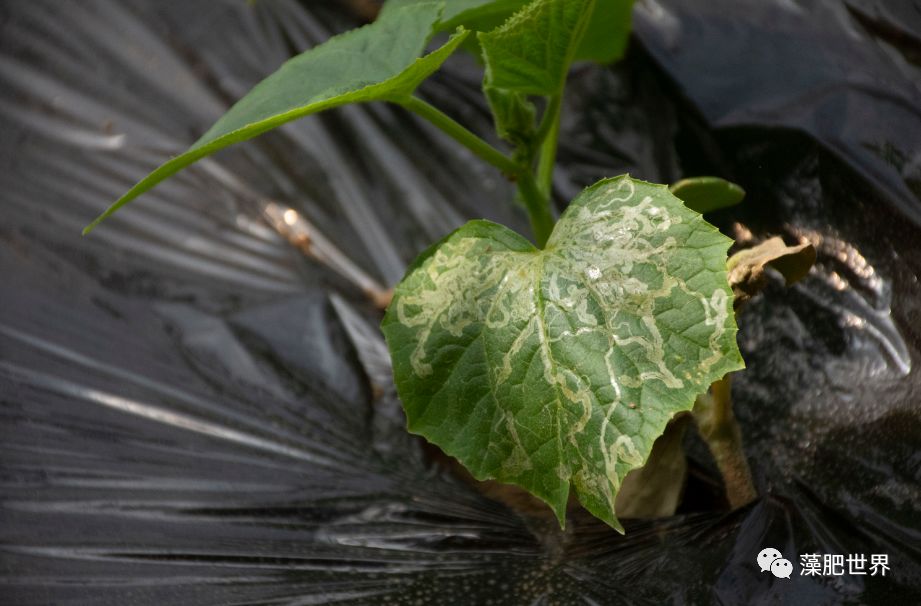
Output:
[
  {"xmin": 1, "ymin": 0, "xmax": 920, "ymax": 604},
  {"xmin": 632, "ymin": 0, "xmax": 921, "ymax": 226}
]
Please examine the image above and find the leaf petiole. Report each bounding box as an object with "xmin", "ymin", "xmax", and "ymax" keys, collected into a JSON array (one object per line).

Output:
[
  {"xmin": 399, "ymin": 96, "xmax": 521, "ymax": 177},
  {"xmin": 692, "ymin": 375, "xmax": 757, "ymax": 509},
  {"xmin": 535, "ymin": 93, "xmax": 562, "ymax": 197},
  {"xmin": 516, "ymin": 171, "xmax": 555, "ymax": 247},
  {"xmin": 400, "ymin": 95, "xmax": 555, "ymax": 247}
]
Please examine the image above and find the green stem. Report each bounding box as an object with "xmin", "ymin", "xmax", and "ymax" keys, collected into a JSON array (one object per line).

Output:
[
  {"xmin": 534, "ymin": 94, "xmax": 562, "ymax": 146},
  {"xmin": 517, "ymin": 172, "xmax": 554, "ymax": 248},
  {"xmin": 692, "ymin": 375, "xmax": 757, "ymax": 509},
  {"xmin": 536, "ymin": 94, "xmax": 562, "ymax": 197},
  {"xmin": 400, "ymin": 96, "xmax": 521, "ymax": 177},
  {"xmin": 401, "ymin": 95, "xmax": 555, "ymax": 248}
]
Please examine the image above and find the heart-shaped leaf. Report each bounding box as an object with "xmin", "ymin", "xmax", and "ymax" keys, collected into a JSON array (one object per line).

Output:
[{"xmin": 383, "ymin": 175, "xmax": 744, "ymax": 530}]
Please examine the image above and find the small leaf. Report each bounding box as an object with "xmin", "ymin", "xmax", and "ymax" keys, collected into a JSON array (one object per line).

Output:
[
  {"xmin": 84, "ymin": 1, "xmax": 468, "ymax": 233},
  {"xmin": 483, "ymin": 86, "xmax": 536, "ymax": 147},
  {"xmin": 573, "ymin": 0, "xmax": 634, "ymax": 64},
  {"xmin": 439, "ymin": 0, "xmax": 529, "ymax": 31},
  {"xmin": 383, "ymin": 175, "xmax": 744, "ymax": 530},
  {"xmin": 477, "ymin": 0, "xmax": 595, "ymax": 149},
  {"xmin": 440, "ymin": 0, "xmax": 634, "ymax": 65},
  {"xmin": 670, "ymin": 176, "xmax": 746, "ymax": 214},
  {"xmin": 478, "ymin": 0, "xmax": 594, "ymax": 95},
  {"xmin": 727, "ymin": 237, "xmax": 816, "ymax": 308},
  {"xmin": 433, "ymin": 0, "xmax": 529, "ymax": 60}
]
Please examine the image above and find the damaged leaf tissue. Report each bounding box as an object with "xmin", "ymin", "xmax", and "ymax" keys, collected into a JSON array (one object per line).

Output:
[{"xmin": 1, "ymin": 1, "xmax": 919, "ymax": 605}]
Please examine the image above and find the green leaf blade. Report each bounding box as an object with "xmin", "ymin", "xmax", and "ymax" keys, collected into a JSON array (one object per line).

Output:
[
  {"xmin": 383, "ymin": 175, "xmax": 744, "ymax": 530},
  {"xmin": 439, "ymin": 0, "xmax": 529, "ymax": 31},
  {"xmin": 573, "ymin": 0, "xmax": 634, "ymax": 64},
  {"xmin": 478, "ymin": 0, "xmax": 594, "ymax": 95},
  {"xmin": 85, "ymin": 1, "xmax": 468, "ymax": 233},
  {"xmin": 669, "ymin": 176, "xmax": 746, "ymax": 214},
  {"xmin": 483, "ymin": 86, "xmax": 536, "ymax": 147},
  {"xmin": 440, "ymin": 0, "xmax": 634, "ymax": 65}
]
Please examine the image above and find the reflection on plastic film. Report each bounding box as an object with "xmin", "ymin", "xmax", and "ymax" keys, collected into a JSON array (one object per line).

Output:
[
  {"xmin": 793, "ymin": 227, "xmax": 911, "ymax": 378},
  {"xmin": 198, "ymin": 160, "xmax": 394, "ymax": 309}
]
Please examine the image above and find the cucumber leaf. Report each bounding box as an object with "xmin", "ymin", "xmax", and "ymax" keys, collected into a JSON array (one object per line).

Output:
[
  {"xmin": 670, "ymin": 176, "xmax": 746, "ymax": 214},
  {"xmin": 484, "ymin": 86, "xmax": 537, "ymax": 147},
  {"xmin": 478, "ymin": 0, "xmax": 594, "ymax": 96},
  {"xmin": 439, "ymin": 0, "xmax": 529, "ymax": 31},
  {"xmin": 84, "ymin": 1, "xmax": 467, "ymax": 233},
  {"xmin": 433, "ymin": 0, "xmax": 530, "ymax": 61},
  {"xmin": 574, "ymin": 0, "xmax": 634, "ymax": 64},
  {"xmin": 383, "ymin": 176, "xmax": 744, "ymax": 530},
  {"xmin": 441, "ymin": 0, "xmax": 633, "ymax": 65}
]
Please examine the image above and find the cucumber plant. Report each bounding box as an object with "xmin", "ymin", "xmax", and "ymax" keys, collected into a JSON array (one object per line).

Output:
[{"xmin": 86, "ymin": 0, "xmax": 799, "ymax": 531}]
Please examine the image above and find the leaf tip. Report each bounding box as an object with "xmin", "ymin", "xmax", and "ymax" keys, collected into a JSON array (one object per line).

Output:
[
  {"xmin": 82, "ymin": 217, "xmax": 103, "ymax": 236},
  {"xmin": 551, "ymin": 501, "xmax": 568, "ymax": 530}
]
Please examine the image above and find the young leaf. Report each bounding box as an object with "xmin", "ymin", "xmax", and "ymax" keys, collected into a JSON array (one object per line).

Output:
[
  {"xmin": 439, "ymin": 0, "xmax": 529, "ymax": 32},
  {"xmin": 440, "ymin": 0, "xmax": 633, "ymax": 65},
  {"xmin": 383, "ymin": 175, "xmax": 744, "ymax": 530},
  {"xmin": 478, "ymin": 0, "xmax": 594, "ymax": 95},
  {"xmin": 478, "ymin": 0, "xmax": 593, "ymax": 149},
  {"xmin": 483, "ymin": 87, "xmax": 537, "ymax": 147},
  {"xmin": 84, "ymin": 1, "xmax": 468, "ymax": 233},
  {"xmin": 573, "ymin": 0, "xmax": 634, "ymax": 64},
  {"xmin": 669, "ymin": 176, "xmax": 746, "ymax": 214}
]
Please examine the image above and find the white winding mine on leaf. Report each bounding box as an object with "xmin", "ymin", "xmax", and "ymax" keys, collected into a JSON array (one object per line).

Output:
[{"xmin": 382, "ymin": 175, "xmax": 744, "ymax": 531}]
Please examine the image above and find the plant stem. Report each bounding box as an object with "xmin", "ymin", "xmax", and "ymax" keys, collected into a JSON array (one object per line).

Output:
[
  {"xmin": 535, "ymin": 94, "xmax": 562, "ymax": 197},
  {"xmin": 400, "ymin": 96, "xmax": 521, "ymax": 178},
  {"xmin": 401, "ymin": 95, "xmax": 556, "ymax": 248},
  {"xmin": 517, "ymin": 172, "xmax": 555, "ymax": 248},
  {"xmin": 692, "ymin": 375, "xmax": 757, "ymax": 509}
]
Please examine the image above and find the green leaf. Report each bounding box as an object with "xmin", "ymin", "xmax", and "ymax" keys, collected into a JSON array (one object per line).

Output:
[
  {"xmin": 84, "ymin": 1, "xmax": 468, "ymax": 233},
  {"xmin": 433, "ymin": 0, "xmax": 530, "ymax": 61},
  {"xmin": 477, "ymin": 0, "xmax": 595, "ymax": 149},
  {"xmin": 574, "ymin": 0, "xmax": 634, "ymax": 64},
  {"xmin": 478, "ymin": 0, "xmax": 594, "ymax": 95},
  {"xmin": 439, "ymin": 0, "xmax": 529, "ymax": 31},
  {"xmin": 383, "ymin": 175, "xmax": 744, "ymax": 530},
  {"xmin": 440, "ymin": 0, "xmax": 633, "ymax": 65},
  {"xmin": 483, "ymin": 86, "xmax": 536, "ymax": 147},
  {"xmin": 669, "ymin": 176, "xmax": 746, "ymax": 214}
]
